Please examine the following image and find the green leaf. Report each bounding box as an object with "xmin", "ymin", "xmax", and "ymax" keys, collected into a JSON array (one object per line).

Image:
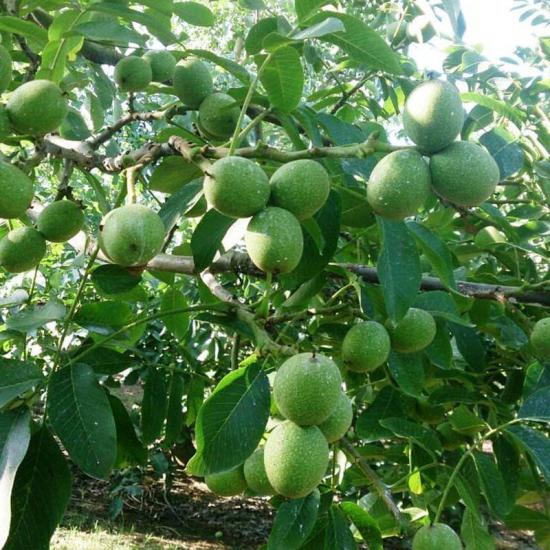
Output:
[
  {"xmin": 460, "ymin": 508, "xmax": 495, "ymax": 550},
  {"xmin": 158, "ymin": 178, "xmax": 203, "ymax": 232},
  {"xmin": 293, "ymin": 17, "xmax": 345, "ymax": 40},
  {"xmin": 0, "ymin": 409, "xmax": 30, "ymax": 549},
  {"xmin": 356, "ymin": 386, "xmax": 405, "ymax": 441},
  {"xmin": 260, "ymin": 47, "xmax": 304, "ymax": 113},
  {"xmin": 0, "ymin": 290, "xmax": 29, "ymax": 308},
  {"xmin": 82, "ymin": 171, "xmax": 111, "ymax": 215},
  {"xmin": 6, "ymin": 300, "xmax": 66, "ymax": 333},
  {"xmin": 295, "ymin": 0, "xmax": 333, "ymax": 22},
  {"xmin": 377, "ymin": 218, "xmax": 421, "ymax": 321},
  {"xmin": 312, "ymin": 12, "xmax": 402, "ymax": 74},
  {"xmin": 239, "ymin": 0, "xmax": 266, "ymax": 9},
  {"xmin": 74, "ymin": 301, "xmax": 133, "ymax": 330},
  {"xmin": 0, "ymin": 16, "xmax": 47, "ymax": 45},
  {"xmin": 472, "ymin": 452, "xmax": 511, "ymax": 519},
  {"xmin": 4, "ymin": 426, "xmax": 71, "ymax": 550},
  {"xmin": 160, "ymin": 288, "xmax": 189, "ymax": 340},
  {"xmin": 77, "ymin": 347, "xmax": 133, "ymax": 375},
  {"xmin": 388, "ymin": 351, "xmax": 425, "ymax": 397},
  {"xmin": 450, "ymin": 405, "xmax": 485, "ymax": 435},
  {"xmin": 325, "ymin": 505, "xmax": 357, "ymax": 550},
  {"xmin": 187, "ymin": 49, "xmax": 251, "ymax": 84},
  {"xmin": 425, "ymin": 320, "xmax": 453, "ymax": 369},
  {"xmin": 461, "ymin": 92, "xmax": 526, "ymax": 127},
  {"xmin": 245, "ymin": 17, "xmax": 280, "ymax": 55},
  {"xmin": 507, "ymin": 425, "xmax": 550, "ymax": 484},
  {"xmin": 479, "ymin": 127, "xmax": 525, "ymax": 180},
  {"xmin": 173, "ymin": 2, "xmax": 215, "ymax": 26},
  {"xmin": 504, "ymin": 506, "xmax": 550, "ymax": 531},
  {"xmin": 47, "ymin": 363, "xmax": 116, "ymax": 478},
  {"xmin": 340, "ymin": 502, "xmax": 382, "ymax": 550},
  {"xmin": 141, "ymin": 367, "xmax": 168, "ymax": 445},
  {"xmin": 0, "ymin": 359, "xmax": 43, "ymax": 409},
  {"xmin": 108, "ymin": 395, "xmax": 146, "ymax": 468},
  {"xmin": 268, "ymin": 489, "xmax": 320, "ymax": 550},
  {"xmin": 186, "ymin": 360, "xmax": 270, "ymax": 475},
  {"xmin": 379, "ymin": 417, "xmax": 442, "ymax": 455},
  {"xmin": 493, "ymin": 436, "xmax": 520, "ymax": 509},
  {"xmin": 519, "ymin": 386, "xmax": 550, "ymax": 422},
  {"xmin": 451, "ymin": 323, "xmax": 486, "ymax": 370},
  {"xmin": 283, "ymin": 190, "xmax": 340, "ymax": 286},
  {"xmin": 407, "ymin": 221, "xmax": 457, "ymax": 290},
  {"xmin": 164, "ymin": 372, "xmax": 186, "ymax": 447},
  {"xmin": 91, "ymin": 265, "xmax": 142, "ymax": 295},
  {"xmin": 73, "ymin": 21, "xmax": 146, "ymax": 46},
  {"xmin": 191, "ymin": 209, "xmax": 235, "ymax": 271}
]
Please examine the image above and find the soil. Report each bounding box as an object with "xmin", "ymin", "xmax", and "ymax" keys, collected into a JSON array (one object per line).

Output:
[{"xmin": 63, "ymin": 468, "xmax": 540, "ymax": 549}]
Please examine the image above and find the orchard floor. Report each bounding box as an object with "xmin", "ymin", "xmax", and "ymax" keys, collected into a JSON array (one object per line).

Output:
[{"xmin": 51, "ymin": 470, "xmax": 540, "ymax": 550}]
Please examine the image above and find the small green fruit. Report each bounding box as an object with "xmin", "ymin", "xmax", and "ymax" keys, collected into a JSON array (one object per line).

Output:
[
  {"xmin": 7, "ymin": 80, "xmax": 68, "ymax": 135},
  {"xmin": 59, "ymin": 109, "xmax": 91, "ymax": 141},
  {"xmin": 338, "ymin": 187, "xmax": 375, "ymax": 228},
  {"xmin": 0, "ymin": 227, "xmax": 46, "ymax": 273},
  {"xmin": 390, "ymin": 308, "xmax": 436, "ymax": 353},
  {"xmin": 412, "ymin": 523, "xmax": 463, "ymax": 550},
  {"xmin": 37, "ymin": 200, "xmax": 84, "ymax": 242},
  {"xmin": 367, "ymin": 150, "xmax": 431, "ymax": 220},
  {"xmin": 270, "ymin": 160, "xmax": 330, "ymax": 220},
  {"xmin": 264, "ymin": 421, "xmax": 329, "ymax": 499},
  {"xmin": 0, "ymin": 44, "xmax": 12, "ymax": 94},
  {"xmin": 173, "ymin": 57, "xmax": 213, "ymax": 108},
  {"xmin": 114, "ymin": 56, "xmax": 152, "ymax": 93},
  {"xmin": 205, "ymin": 466, "xmax": 247, "ymax": 497},
  {"xmin": 204, "ymin": 156, "xmax": 270, "ymax": 218},
  {"xmin": 243, "ymin": 448, "xmax": 274, "ymax": 496},
  {"xmin": 531, "ymin": 318, "xmax": 550, "ymax": 361},
  {"xmin": 342, "ymin": 321, "xmax": 391, "ymax": 372},
  {"xmin": 245, "ymin": 207, "xmax": 304, "ymax": 274},
  {"xmin": 318, "ymin": 392, "xmax": 353, "ymax": 443},
  {"xmin": 99, "ymin": 204, "xmax": 165, "ymax": 266},
  {"xmin": 198, "ymin": 93, "xmax": 239, "ymax": 139},
  {"xmin": 273, "ymin": 352, "xmax": 342, "ymax": 426},
  {"xmin": 143, "ymin": 50, "xmax": 176, "ymax": 83},
  {"xmin": 403, "ymin": 80, "xmax": 463, "ymax": 153},
  {"xmin": 0, "ymin": 161, "xmax": 34, "ymax": 219},
  {"xmin": 430, "ymin": 141, "xmax": 500, "ymax": 206},
  {"xmin": 474, "ymin": 226, "xmax": 506, "ymax": 249}
]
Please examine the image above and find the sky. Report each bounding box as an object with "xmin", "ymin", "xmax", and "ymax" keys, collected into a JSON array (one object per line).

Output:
[{"xmin": 411, "ymin": 0, "xmax": 545, "ymax": 75}]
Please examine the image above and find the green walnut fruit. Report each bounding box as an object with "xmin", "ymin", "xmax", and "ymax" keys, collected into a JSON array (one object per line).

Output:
[
  {"xmin": 390, "ymin": 308, "xmax": 436, "ymax": 353},
  {"xmin": 273, "ymin": 352, "xmax": 342, "ymax": 425},
  {"xmin": 342, "ymin": 321, "xmax": 391, "ymax": 372},
  {"xmin": 0, "ymin": 104, "xmax": 12, "ymax": 138},
  {"xmin": 264, "ymin": 421, "xmax": 329, "ymax": 499},
  {"xmin": 269, "ymin": 160, "xmax": 330, "ymax": 220},
  {"xmin": 245, "ymin": 207, "xmax": 304, "ymax": 274},
  {"xmin": 203, "ymin": 156, "xmax": 270, "ymax": 218},
  {"xmin": 7, "ymin": 79, "xmax": 68, "ymax": 136},
  {"xmin": 243, "ymin": 448, "xmax": 274, "ymax": 496},
  {"xmin": 0, "ymin": 44, "xmax": 12, "ymax": 94},
  {"xmin": 367, "ymin": 150, "xmax": 431, "ymax": 220},
  {"xmin": 205, "ymin": 466, "xmax": 247, "ymax": 497},
  {"xmin": 143, "ymin": 50, "xmax": 176, "ymax": 83},
  {"xmin": 318, "ymin": 392, "xmax": 353, "ymax": 443},
  {"xmin": 531, "ymin": 318, "xmax": 550, "ymax": 361},
  {"xmin": 339, "ymin": 187, "xmax": 374, "ymax": 228},
  {"xmin": 412, "ymin": 523, "xmax": 463, "ymax": 550},
  {"xmin": 0, "ymin": 161, "xmax": 34, "ymax": 219},
  {"xmin": 430, "ymin": 141, "xmax": 500, "ymax": 207},
  {"xmin": 114, "ymin": 56, "xmax": 152, "ymax": 93},
  {"xmin": 99, "ymin": 204, "xmax": 165, "ymax": 266},
  {"xmin": 403, "ymin": 80, "xmax": 463, "ymax": 153},
  {"xmin": 59, "ymin": 109, "xmax": 91, "ymax": 141},
  {"xmin": 198, "ymin": 93, "xmax": 239, "ymax": 139},
  {"xmin": 173, "ymin": 57, "xmax": 213, "ymax": 108},
  {"xmin": 37, "ymin": 200, "xmax": 84, "ymax": 242},
  {"xmin": 474, "ymin": 226, "xmax": 506, "ymax": 249},
  {"xmin": 0, "ymin": 227, "xmax": 46, "ymax": 273}
]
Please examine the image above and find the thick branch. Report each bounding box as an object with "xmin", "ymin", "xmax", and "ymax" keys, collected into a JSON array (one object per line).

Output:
[{"xmin": 146, "ymin": 252, "xmax": 550, "ymax": 307}]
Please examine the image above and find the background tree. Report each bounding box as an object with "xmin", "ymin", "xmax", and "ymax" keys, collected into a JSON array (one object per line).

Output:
[{"xmin": 0, "ymin": 0, "xmax": 549, "ymax": 549}]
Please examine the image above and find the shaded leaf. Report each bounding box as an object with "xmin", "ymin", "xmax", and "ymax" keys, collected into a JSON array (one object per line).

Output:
[
  {"xmin": 6, "ymin": 301, "xmax": 66, "ymax": 333},
  {"xmin": 0, "ymin": 359, "xmax": 43, "ymax": 409},
  {"xmin": 141, "ymin": 367, "xmax": 168, "ymax": 445},
  {"xmin": 191, "ymin": 209, "xmax": 234, "ymax": 271},
  {"xmin": 388, "ymin": 351, "xmax": 425, "ymax": 397}
]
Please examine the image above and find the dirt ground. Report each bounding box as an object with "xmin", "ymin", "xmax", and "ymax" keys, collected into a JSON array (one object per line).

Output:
[{"xmin": 54, "ymin": 469, "xmax": 540, "ymax": 550}]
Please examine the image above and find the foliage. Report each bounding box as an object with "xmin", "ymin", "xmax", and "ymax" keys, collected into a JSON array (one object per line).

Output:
[{"xmin": 0, "ymin": 0, "xmax": 549, "ymax": 548}]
